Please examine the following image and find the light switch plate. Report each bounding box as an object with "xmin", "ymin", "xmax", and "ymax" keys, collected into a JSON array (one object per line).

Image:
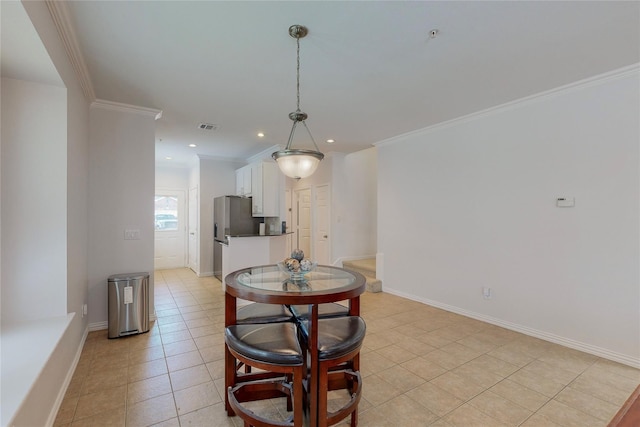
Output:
[
  {"xmin": 556, "ymin": 197, "xmax": 575, "ymax": 208},
  {"xmin": 124, "ymin": 229, "xmax": 141, "ymax": 240}
]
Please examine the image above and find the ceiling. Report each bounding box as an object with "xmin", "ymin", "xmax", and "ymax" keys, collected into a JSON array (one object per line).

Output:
[{"xmin": 62, "ymin": 1, "xmax": 639, "ymax": 167}]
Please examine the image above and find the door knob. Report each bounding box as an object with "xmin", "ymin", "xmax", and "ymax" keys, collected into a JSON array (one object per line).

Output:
[{"xmin": 323, "ymin": 235, "xmax": 328, "ymax": 238}]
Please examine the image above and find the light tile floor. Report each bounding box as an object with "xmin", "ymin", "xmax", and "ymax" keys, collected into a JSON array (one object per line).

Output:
[{"xmin": 55, "ymin": 268, "xmax": 639, "ymax": 427}]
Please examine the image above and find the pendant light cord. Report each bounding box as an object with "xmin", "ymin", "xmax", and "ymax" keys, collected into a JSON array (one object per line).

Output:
[
  {"xmin": 286, "ymin": 26, "xmax": 320, "ymax": 152},
  {"xmin": 296, "ymin": 35, "xmax": 301, "ymax": 113}
]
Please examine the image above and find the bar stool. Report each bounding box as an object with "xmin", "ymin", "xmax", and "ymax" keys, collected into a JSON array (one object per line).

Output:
[
  {"xmin": 301, "ymin": 316, "xmax": 366, "ymax": 427},
  {"xmin": 225, "ymin": 322, "xmax": 305, "ymax": 427}
]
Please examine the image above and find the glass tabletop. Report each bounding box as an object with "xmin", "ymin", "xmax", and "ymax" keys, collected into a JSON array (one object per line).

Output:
[{"xmin": 225, "ymin": 264, "xmax": 365, "ymax": 303}]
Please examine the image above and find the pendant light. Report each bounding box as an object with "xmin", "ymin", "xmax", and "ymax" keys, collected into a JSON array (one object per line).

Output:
[{"xmin": 272, "ymin": 25, "xmax": 324, "ymax": 179}]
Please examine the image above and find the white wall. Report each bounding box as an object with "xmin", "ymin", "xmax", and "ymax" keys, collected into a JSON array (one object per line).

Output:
[
  {"xmin": 1, "ymin": 77, "xmax": 67, "ymax": 323},
  {"xmin": 333, "ymin": 148, "xmax": 377, "ymax": 262},
  {"xmin": 377, "ymin": 67, "xmax": 640, "ymax": 366},
  {"xmin": 22, "ymin": 0, "xmax": 91, "ymax": 343},
  {"xmin": 156, "ymin": 165, "xmax": 189, "ymax": 189},
  {"xmin": 88, "ymin": 102, "xmax": 157, "ymax": 325},
  {"xmin": 1, "ymin": 1, "xmax": 92, "ymax": 425},
  {"xmin": 196, "ymin": 157, "xmax": 242, "ymax": 276}
]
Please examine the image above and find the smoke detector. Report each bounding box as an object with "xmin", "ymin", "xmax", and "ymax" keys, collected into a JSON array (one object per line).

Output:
[{"xmin": 198, "ymin": 123, "xmax": 218, "ymax": 131}]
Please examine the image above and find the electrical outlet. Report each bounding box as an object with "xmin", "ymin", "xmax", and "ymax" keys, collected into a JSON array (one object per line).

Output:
[
  {"xmin": 482, "ymin": 287, "xmax": 492, "ymax": 299},
  {"xmin": 82, "ymin": 304, "xmax": 88, "ymax": 317}
]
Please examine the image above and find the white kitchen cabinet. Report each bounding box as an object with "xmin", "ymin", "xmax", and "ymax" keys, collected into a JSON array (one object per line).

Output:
[
  {"xmin": 251, "ymin": 161, "xmax": 279, "ymax": 217},
  {"xmin": 235, "ymin": 165, "xmax": 252, "ymax": 196}
]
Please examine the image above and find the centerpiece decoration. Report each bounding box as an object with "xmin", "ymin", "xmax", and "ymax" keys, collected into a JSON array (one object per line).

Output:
[{"xmin": 278, "ymin": 249, "xmax": 317, "ymax": 281}]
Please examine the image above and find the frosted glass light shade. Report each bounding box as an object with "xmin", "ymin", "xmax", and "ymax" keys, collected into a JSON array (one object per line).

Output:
[{"xmin": 272, "ymin": 149, "xmax": 324, "ymax": 179}]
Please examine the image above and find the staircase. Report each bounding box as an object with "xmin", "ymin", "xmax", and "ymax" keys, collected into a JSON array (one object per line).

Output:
[{"xmin": 342, "ymin": 258, "xmax": 382, "ymax": 293}]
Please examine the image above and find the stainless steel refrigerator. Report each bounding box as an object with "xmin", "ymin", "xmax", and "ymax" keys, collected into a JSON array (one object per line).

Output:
[{"xmin": 213, "ymin": 196, "xmax": 256, "ymax": 280}]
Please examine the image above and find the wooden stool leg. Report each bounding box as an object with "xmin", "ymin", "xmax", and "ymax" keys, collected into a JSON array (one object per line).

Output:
[
  {"xmin": 318, "ymin": 363, "xmax": 329, "ymax": 427},
  {"xmin": 293, "ymin": 365, "xmax": 304, "ymax": 427}
]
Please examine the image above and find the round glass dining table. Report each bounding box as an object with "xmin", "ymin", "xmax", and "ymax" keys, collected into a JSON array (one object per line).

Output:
[
  {"xmin": 224, "ymin": 264, "xmax": 366, "ymax": 426},
  {"xmin": 225, "ymin": 264, "xmax": 366, "ymax": 307}
]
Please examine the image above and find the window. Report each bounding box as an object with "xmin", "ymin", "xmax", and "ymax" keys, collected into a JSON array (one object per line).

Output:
[{"xmin": 154, "ymin": 195, "xmax": 178, "ymax": 231}]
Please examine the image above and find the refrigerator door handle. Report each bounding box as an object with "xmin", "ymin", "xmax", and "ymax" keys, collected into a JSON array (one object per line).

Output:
[{"xmin": 214, "ymin": 223, "xmax": 218, "ymax": 238}]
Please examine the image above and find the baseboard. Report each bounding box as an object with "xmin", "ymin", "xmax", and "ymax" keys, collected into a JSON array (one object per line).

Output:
[
  {"xmin": 88, "ymin": 312, "xmax": 156, "ymax": 332},
  {"xmin": 198, "ymin": 271, "xmax": 213, "ymax": 277},
  {"xmin": 384, "ymin": 286, "xmax": 640, "ymax": 369},
  {"xmin": 88, "ymin": 321, "xmax": 108, "ymax": 331},
  {"xmin": 45, "ymin": 325, "xmax": 89, "ymax": 427}
]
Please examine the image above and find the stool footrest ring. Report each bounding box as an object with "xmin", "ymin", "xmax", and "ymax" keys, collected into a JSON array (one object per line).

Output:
[
  {"xmin": 228, "ymin": 380, "xmax": 297, "ymax": 427},
  {"xmin": 326, "ymin": 370, "xmax": 362, "ymax": 426}
]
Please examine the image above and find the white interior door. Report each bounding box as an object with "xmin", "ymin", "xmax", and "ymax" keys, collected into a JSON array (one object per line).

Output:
[
  {"xmin": 296, "ymin": 188, "xmax": 312, "ymax": 258},
  {"xmin": 188, "ymin": 186, "xmax": 198, "ymax": 272},
  {"xmin": 154, "ymin": 190, "xmax": 186, "ymax": 269},
  {"xmin": 285, "ymin": 189, "xmax": 292, "ymax": 256},
  {"xmin": 315, "ymin": 184, "xmax": 331, "ymax": 264}
]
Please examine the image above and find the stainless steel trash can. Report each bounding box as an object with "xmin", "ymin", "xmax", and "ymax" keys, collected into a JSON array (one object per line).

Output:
[{"xmin": 108, "ymin": 272, "xmax": 150, "ymax": 338}]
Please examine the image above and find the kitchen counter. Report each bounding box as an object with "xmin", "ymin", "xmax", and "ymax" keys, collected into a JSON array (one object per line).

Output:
[
  {"xmin": 226, "ymin": 232, "xmax": 293, "ymax": 238},
  {"xmin": 221, "ymin": 235, "xmax": 288, "ymax": 287}
]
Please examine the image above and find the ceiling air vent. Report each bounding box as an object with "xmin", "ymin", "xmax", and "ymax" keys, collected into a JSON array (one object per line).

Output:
[{"xmin": 198, "ymin": 123, "xmax": 218, "ymax": 131}]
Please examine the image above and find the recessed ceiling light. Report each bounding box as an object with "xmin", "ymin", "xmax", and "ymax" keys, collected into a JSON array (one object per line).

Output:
[
  {"xmin": 257, "ymin": 132, "xmax": 265, "ymax": 138},
  {"xmin": 326, "ymin": 139, "xmax": 335, "ymax": 144},
  {"xmin": 188, "ymin": 144, "xmax": 197, "ymax": 148},
  {"xmin": 165, "ymin": 156, "xmax": 172, "ymax": 160}
]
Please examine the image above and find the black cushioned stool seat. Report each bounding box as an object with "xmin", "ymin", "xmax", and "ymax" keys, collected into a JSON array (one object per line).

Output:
[
  {"xmin": 317, "ymin": 316, "xmax": 366, "ymax": 360},
  {"xmin": 236, "ymin": 302, "xmax": 294, "ymax": 324},
  {"xmin": 226, "ymin": 323, "xmax": 305, "ymax": 427}
]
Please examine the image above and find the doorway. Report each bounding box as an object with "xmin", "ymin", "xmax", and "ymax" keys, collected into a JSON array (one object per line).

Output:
[
  {"xmin": 292, "ymin": 184, "xmax": 331, "ymax": 263},
  {"xmin": 188, "ymin": 186, "xmax": 198, "ymax": 272},
  {"xmin": 285, "ymin": 189, "xmax": 293, "ymax": 255},
  {"xmin": 154, "ymin": 190, "xmax": 186, "ymax": 269},
  {"xmin": 315, "ymin": 184, "xmax": 331, "ymax": 264},
  {"xmin": 294, "ymin": 188, "xmax": 312, "ymax": 258}
]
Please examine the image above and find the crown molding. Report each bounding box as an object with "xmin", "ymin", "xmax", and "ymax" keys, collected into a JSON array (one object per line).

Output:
[
  {"xmin": 247, "ymin": 145, "xmax": 281, "ymax": 164},
  {"xmin": 45, "ymin": 0, "xmax": 95, "ymax": 102},
  {"xmin": 375, "ymin": 63, "xmax": 640, "ymax": 148},
  {"xmin": 91, "ymin": 99, "xmax": 162, "ymax": 119},
  {"xmin": 197, "ymin": 154, "xmax": 246, "ymax": 163}
]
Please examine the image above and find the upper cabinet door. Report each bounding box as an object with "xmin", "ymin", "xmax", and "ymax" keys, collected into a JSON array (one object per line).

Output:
[
  {"xmin": 235, "ymin": 165, "xmax": 252, "ymax": 196},
  {"xmin": 243, "ymin": 166, "xmax": 252, "ymax": 195},
  {"xmin": 235, "ymin": 168, "xmax": 243, "ymax": 195},
  {"xmin": 251, "ymin": 161, "xmax": 279, "ymax": 217},
  {"xmin": 251, "ymin": 162, "xmax": 263, "ymax": 216}
]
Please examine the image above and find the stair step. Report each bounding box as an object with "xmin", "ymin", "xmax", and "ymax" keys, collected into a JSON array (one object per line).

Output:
[
  {"xmin": 365, "ymin": 276, "xmax": 382, "ymax": 293},
  {"xmin": 343, "ymin": 258, "xmax": 376, "ymax": 277},
  {"xmin": 343, "ymin": 258, "xmax": 381, "ymax": 293}
]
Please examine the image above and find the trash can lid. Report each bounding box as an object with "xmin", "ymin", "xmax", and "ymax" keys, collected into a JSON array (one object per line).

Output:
[{"xmin": 108, "ymin": 272, "xmax": 150, "ymax": 282}]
